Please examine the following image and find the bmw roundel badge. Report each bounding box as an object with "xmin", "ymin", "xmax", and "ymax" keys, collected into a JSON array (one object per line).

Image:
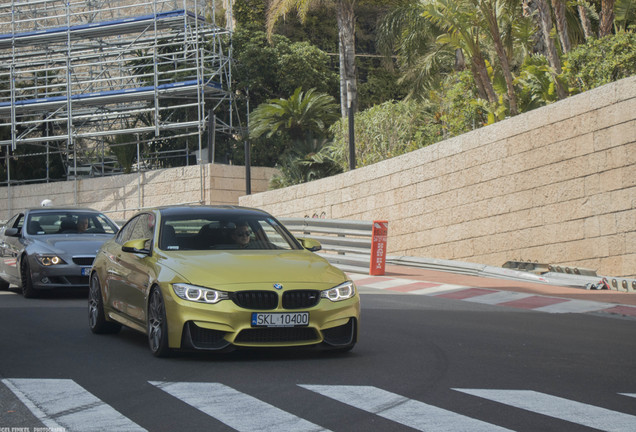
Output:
[{"xmin": 273, "ymin": 283, "xmax": 283, "ymax": 290}]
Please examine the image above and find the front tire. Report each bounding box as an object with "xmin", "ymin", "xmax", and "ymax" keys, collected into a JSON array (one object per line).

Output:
[
  {"xmin": 0, "ymin": 277, "xmax": 9, "ymax": 291},
  {"xmin": 88, "ymin": 272, "xmax": 121, "ymax": 334},
  {"xmin": 20, "ymin": 258, "xmax": 38, "ymax": 298},
  {"xmin": 148, "ymin": 288, "xmax": 170, "ymax": 357}
]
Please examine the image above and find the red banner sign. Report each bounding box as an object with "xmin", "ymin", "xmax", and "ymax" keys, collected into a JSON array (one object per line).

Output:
[{"xmin": 369, "ymin": 220, "xmax": 388, "ymax": 275}]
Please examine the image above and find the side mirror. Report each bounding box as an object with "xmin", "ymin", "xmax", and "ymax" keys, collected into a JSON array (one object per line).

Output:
[
  {"xmin": 122, "ymin": 238, "xmax": 150, "ymax": 255},
  {"xmin": 5, "ymin": 228, "xmax": 20, "ymax": 237},
  {"xmin": 297, "ymin": 237, "xmax": 322, "ymax": 252}
]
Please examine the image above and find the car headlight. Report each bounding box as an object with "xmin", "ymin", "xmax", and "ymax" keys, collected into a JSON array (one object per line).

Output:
[
  {"xmin": 172, "ymin": 283, "xmax": 229, "ymax": 304},
  {"xmin": 36, "ymin": 255, "xmax": 67, "ymax": 266},
  {"xmin": 321, "ymin": 281, "xmax": 356, "ymax": 302}
]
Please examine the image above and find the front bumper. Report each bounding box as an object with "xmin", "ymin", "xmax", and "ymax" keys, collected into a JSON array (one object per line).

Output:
[
  {"xmin": 29, "ymin": 261, "xmax": 92, "ymax": 290},
  {"xmin": 162, "ymin": 285, "xmax": 360, "ymax": 351}
]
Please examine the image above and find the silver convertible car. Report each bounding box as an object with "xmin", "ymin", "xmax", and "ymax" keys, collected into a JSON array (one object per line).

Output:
[{"xmin": 0, "ymin": 207, "xmax": 118, "ymax": 298}]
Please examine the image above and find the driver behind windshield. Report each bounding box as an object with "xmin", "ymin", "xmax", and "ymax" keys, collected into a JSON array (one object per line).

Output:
[{"xmin": 230, "ymin": 222, "xmax": 252, "ymax": 249}]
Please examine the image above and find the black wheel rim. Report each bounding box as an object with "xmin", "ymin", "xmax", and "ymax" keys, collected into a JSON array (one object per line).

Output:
[
  {"xmin": 21, "ymin": 261, "xmax": 30, "ymax": 295},
  {"xmin": 148, "ymin": 291, "xmax": 164, "ymax": 352},
  {"xmin": 88, "ymin": 274, "xmax": 100, "ymax": 328}
]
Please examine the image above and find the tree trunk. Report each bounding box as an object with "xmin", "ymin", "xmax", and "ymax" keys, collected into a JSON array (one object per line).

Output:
[
  {"xmin": 479, "ymin": 1, "xmax": 518, "ymax": 115},
  {"xmin": 336, "ymin": 0, "xmax": 357, "ymax": 118},
  {"xmin": 535, "ymin": 0, "xmax": 567, "ymax": 99},
  {"xmin": 454, "ymin": 49, "xmax": 466, "ymax": 71},
  {"xmin": 469, "ymin": 62, "xmax": 489, "ymax": 101},
  {"xmin": 551, "ymin": 0, "xmax": 571, "ymax": 53},
  {"xmin": 599, "ymin": 0, "xmax": 615, "ymax": 37},
  {"xmin": 471, "ymin": 47, "xmax": 498, "ymax": 104},
  {"xmin": 578, "ymin": 4, "xmax": 594, "ymax": 41}
]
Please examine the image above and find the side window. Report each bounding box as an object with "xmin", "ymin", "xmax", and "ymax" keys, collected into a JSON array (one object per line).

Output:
[
  {"xmin": 130, "ymin": 214, "xmax": 155, "ymax": 249},
  {"xmin": 1, "ymin": 214, "xmax": 22, "ymax": 236},
  {"xmin": 12, "ymin": 214, "xmax": 25, "ymax": 230},
  {"xmin": 115, "ymin": 217, "xmax": 139, "ymax": 245}
]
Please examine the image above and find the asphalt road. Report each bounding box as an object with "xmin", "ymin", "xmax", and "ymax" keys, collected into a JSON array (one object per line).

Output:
[{"xmin": 1, "ymin": 288, "xmax": 635, "ymax": 432}]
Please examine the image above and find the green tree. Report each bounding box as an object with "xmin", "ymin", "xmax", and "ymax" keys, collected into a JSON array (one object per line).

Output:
[
  {"xmin": 376, "ymin": 1, "xmax": 456, "ymax": 99},
  {"xmin": 249, "ymin": 87, "xmax": 341, "ymax": 186},
  {"xmin": 267, "ymin": 0, "xmax": 360, "ymax": 117},
  {"xmin": 234, "ymin": 0, "xmax": 267, "ymax": 31},
  {"xmin": 269, "ymin": 139, "xmax": 343, "ymax": 188},
  {"xmin": 562, "ymin": 31, "xmax": 636, "ymax": 93},
  {"xmin": 328, "ymin": 98, "xmax": 440, "ymax": 169},
  {"xmin": 420, "ymin": 0, "xmax": 498, "ymax": 104},
  {"xmin": 232, "ymin": 30, "xmax": 338, "ymax": 110},
  {"xmin": 250, "ymin": 87, "xmax": 340, "ymax": 141}
]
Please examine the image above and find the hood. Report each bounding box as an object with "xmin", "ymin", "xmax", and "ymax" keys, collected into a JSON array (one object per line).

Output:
[
  {"xmin": 157, "ymin": 249, "xmax": 347, "ymax": 288},
  {"xmin": 30, "ymin": 234, "xmax": 112, "ymax": 256}
]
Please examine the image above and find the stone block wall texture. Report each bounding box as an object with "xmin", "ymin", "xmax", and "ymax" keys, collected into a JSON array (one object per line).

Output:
[
  {"xmin": 1, "ymin": 164, "xmax": 278, "ymax": 222},
  {"xmin": 240, "ymin": 77, "xmax": 636, "ymax": 278}
]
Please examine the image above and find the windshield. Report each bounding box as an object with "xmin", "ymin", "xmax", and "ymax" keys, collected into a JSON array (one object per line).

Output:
[
  {"xmin": 159, "ymin": 215, "xmax": 300, "ymax": 251},
  {"xmin": 26, "ymin": 211, "xmax": 118, "ymax": 235}
]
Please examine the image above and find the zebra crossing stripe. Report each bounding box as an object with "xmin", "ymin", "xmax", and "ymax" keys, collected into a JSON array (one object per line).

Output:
[
  {"xmin": 2, "ymin": 378, "xmax": 146, "ymax": 432},
  {"xmin": 300, "ymin": 384, "xmax": 512, "ymax": 432},
  {"xmin": 455, "ymin": 389, "xmax": 636, "ymax": 432},
  {"xmin": 150, "ymin": 381, "xmax": 329, "ymax": 432}
]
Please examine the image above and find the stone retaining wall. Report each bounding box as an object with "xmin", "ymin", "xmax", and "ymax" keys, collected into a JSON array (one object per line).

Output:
[
  {"xmin": 1, "ymin": 164, "xmax": 278, "ymax": 222},
  {"xmin": 240, "ymin": 77, "xmax": 636, "ymax": 278}
]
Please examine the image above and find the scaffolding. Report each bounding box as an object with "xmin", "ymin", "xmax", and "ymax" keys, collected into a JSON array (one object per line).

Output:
[{"xmin": 0, "ymin": 0, "xmax": 239, "ymax": 184}]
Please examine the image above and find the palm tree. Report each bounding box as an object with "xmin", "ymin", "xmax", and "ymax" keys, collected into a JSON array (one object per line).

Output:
[
  {"xmin": 421, "ymin": 0, "xmax": 498, "ymax": 104},
  {"xmin": 615, "ymin": 0, "xmax": 636, "ymax": 31},
  {"xmin": 524, "ymin": 0, "xmax": 568, "ymax": 99},
  {"xmin": 577, "ymin": 2, "xmax": 594, "ymax": 41},
  {"xmin": 266, "ymin": 0, "xmax": 358, "ymax": 118},
  {"xmin": 250, "ymin": 87, "xmax": 340, "ymax": 142},
  {"xmin": 551, "ymin": 0, "xmax": 571, "ymax": 53},
  {"xmin": 472, "ymin": 0, "xmax": 519, "ymax": 115},
  {"xmin": 600, "ymin": 0, "xmax": 615, "ymax": 36},
  {"xmin": 376, "ymin": 1, "xmax": 457, "ymax": 99}
]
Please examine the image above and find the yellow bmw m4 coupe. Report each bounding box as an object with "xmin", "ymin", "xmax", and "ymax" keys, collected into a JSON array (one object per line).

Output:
[{"xmin": 89, "ymin": 206, "xmax": 360, "ymax": 357}]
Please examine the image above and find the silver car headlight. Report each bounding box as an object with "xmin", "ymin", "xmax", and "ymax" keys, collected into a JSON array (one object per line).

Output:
[
  {"xmin": 36, "ymin": 254, "xmax": 67, "ymax": 266},
  {"xmin": 321, "ymin": 281, "xmax": 356, "ymax": 302},
  {"xmin": 172, "ymin": 283, "xmax": 229, "ymax": 304}
]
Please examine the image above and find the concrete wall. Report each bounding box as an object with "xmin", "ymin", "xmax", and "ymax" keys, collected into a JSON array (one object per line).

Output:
[
  {"xmin": 1, "ymin": 164, "xmax": 278, "ymax": 222},
  {"xmin": 240, "ymin": 77, "xmax": 636, "ymax": 278}
]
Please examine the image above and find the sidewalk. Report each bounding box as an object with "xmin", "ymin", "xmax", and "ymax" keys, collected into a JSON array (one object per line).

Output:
[{"xmin": 349, "ymin": 263, "xmax": 636, "ymax": 318}]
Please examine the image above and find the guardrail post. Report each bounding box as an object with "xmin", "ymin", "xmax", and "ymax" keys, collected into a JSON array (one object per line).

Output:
[{"xmin": 370, "ymin": 221, "xmax": 388, "ymax": 275}]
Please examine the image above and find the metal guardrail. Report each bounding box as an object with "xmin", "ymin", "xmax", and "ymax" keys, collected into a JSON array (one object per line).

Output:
[
  {"xmin": 280, "ymin": 218, "xmax": 374, "ymax": 274},
  {"xmin": 390, "ymin": 256, "xmax": 636, "ymax": 292}
]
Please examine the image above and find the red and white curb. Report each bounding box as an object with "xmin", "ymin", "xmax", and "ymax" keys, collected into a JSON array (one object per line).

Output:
[{"xmin": 348, "ymin": 273, "xmax": 636, "ymax": 318}]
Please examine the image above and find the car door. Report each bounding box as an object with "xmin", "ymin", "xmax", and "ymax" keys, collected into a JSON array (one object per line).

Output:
[
  {"xmin": 113, "ymin": 213, "xmax": 155, "ymax": 326},
  {"xmin": 104, "ymin": 216, "xmax": 140, "ymax": 316},
  {"xmin": 0, "ymin": 213, "xmax": 25, "ymax": 285}
]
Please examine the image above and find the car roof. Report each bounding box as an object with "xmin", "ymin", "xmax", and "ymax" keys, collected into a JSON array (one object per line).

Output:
[
  {"xmin": 25, "ymin": 207, "xmax": 101, "ymax": 213},
  {"xmin": 155, "ymin": 205, "xmax": 271, "ymax": 219}
]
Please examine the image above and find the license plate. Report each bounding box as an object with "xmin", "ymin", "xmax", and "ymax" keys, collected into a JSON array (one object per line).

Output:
[
  {"xmin": 251, "ymin": 312, "xmax": 309, "ymax": 327},
  {"xmin": 81, "ymin": 267, "xmax": 91, "ymax": 276}
]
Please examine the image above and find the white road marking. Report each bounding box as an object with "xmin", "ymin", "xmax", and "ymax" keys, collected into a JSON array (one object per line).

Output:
[
  {"xmin": 455, "ymin": 389, "xmax": 636, "ymax": 432},
  {"xmin": 411, "ymin": 285, "xmax": 469, "ymax": 295},
  {"xmin": 534, "ymin": 299, "xmax": 617, "ymax": 313},
  {"xmin": 462, "ymin": 291, "xmax": 534, "ymax": 305},
  {"xmin": 2, "ymin": 378, "xmax": 146, "ymax": 432},
  {"xmin": 150, "ymin": 381, "xmax": 329, "ymax": 432},
  {"xmin": 359, "ymin": 278, "xmax": 419, "ymax": 289},
  {"xmin": 300, "ymin": 384, "xmax": 512, "ymax": 432}
]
